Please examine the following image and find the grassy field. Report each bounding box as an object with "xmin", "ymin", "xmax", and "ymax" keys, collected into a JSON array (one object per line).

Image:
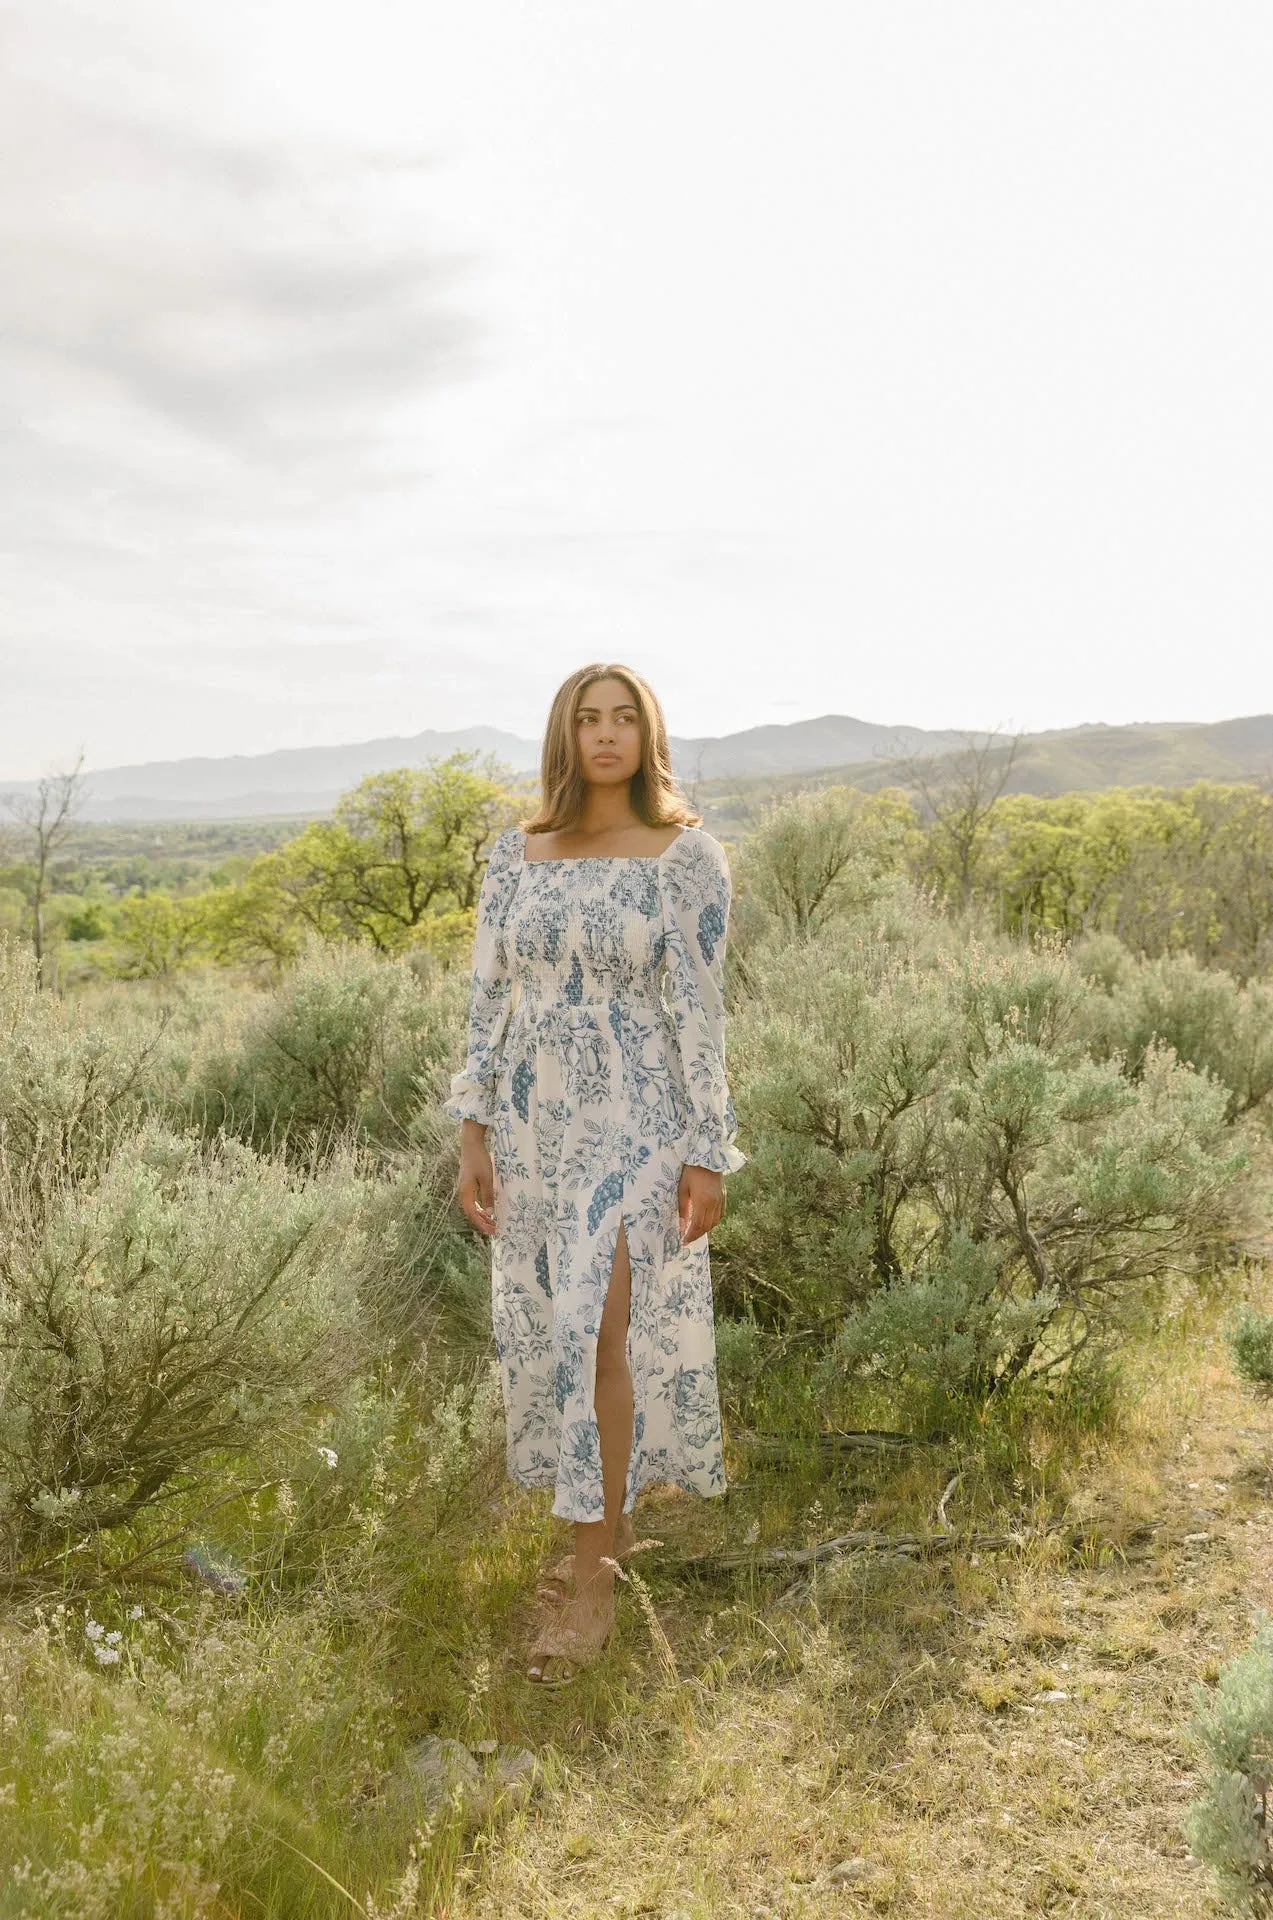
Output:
[
  {"xmin": 4, "ymin": 813, "xmax": 1273, "ymax": 1916},
  {"xmin": 8, "ymin": 1265, "xmax": 1270, "ymax": 1918},
  {"xmin": 437, "ymin": 1278, "xmax": 1268, "ymax": 1920}
]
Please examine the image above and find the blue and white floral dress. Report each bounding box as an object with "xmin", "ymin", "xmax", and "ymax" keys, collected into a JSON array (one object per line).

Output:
[{"xmin": 444, "ymin": 825, "xmax": 747, "ymax": 1523}]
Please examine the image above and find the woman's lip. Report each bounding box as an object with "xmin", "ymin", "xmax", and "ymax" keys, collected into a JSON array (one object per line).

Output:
[{"xmin": 593, "ymin": 753, "xmax": 620, "ymax": 764}]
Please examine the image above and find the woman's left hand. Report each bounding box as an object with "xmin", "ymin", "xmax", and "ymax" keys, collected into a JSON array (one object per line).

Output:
[{"xmin": 678, "ymin": 1164, "xmax": 726, "ymax": 1246}]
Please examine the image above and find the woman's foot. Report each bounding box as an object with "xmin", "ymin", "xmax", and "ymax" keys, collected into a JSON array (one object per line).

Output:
[
  {"xmin": 536, "ymin": 1512, "xmax": 636, "ymax": 1604},
  {"xmin": 527, "ymin": 1572, "xmax": 615, "ymax": 1685}
]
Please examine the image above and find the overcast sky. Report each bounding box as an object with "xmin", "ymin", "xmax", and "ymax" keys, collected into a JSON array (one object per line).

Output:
[{"xmin": 3, "ymin": 1, "xmax": 1271, "ymax": 778}]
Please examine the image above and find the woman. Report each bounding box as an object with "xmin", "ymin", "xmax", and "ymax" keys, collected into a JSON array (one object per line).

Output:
[{"xmin": 444, "ymin": 663, "xmax": 746, "ymax": 1683}]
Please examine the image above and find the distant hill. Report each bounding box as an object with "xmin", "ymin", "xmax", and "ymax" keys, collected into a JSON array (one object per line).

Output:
[
  {"xmin": 2, "ymin": 727, "xmax": 541, "ymax": 821},
  {"xmin": 3, "ymin": 713, "xmax": 1271, "ymax": 822},
  {"xmin": 975, "ymin": 716, "xmax": 1273, "ymax": 797},
  {"xmin": 0, "ymin": 716, "xmax": 977, "ymax": 820},
  {"xmin": 694, "ymin": 716, "xmax": 1273, "ymax": 837},
  {"xmin": 673, "ymin": 716, "xmax": 980, "ymax": 781}
]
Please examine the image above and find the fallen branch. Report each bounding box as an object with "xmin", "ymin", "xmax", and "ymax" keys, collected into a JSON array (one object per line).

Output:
[
  {"xmin": 737, "ymin": 1428, "xmax": 942, "ymax": 1457},
  {"xmin": 677, "ymin": 1518, "xmax": 1162, "ymax": 1576}
]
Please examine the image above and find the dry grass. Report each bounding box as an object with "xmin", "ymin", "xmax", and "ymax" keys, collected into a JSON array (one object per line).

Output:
[
  {"xmin": 8, "ymin": 1284, "xmax": 1273, "ymax": 1918},
  {"xmin": 446, "ymin": 1291, "xmax": 1273, "ymax": 1920}
]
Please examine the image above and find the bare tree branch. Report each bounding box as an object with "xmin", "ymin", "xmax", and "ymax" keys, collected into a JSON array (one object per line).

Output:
[
  {"xmin": 895, "ymin": 730, "xmax": 1024, "ymax": 908},
  {"xmin": 2, "ymin": 754, "xmax": 87, "ymax": 986}
]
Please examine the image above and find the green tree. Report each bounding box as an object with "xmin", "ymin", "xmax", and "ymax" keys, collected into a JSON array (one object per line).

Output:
[
  {"xmin": 975, "ymin": 789, "xmax": 1177, "ymax": 940},
  {"xmin": 1113, "ymin": 782, "xmax": 1273, "ymax": 979},
  {"xmin": 948, "ymin": 782, "xmax": 1273, "ymax": 976},
  {"xmin": 115, "ymin": 892, "xmax": 212, "ymax": 979},
  {"xmin": 252, "ymin": 754, "xmax": 517, "ymax": 954},
  {"xmin": 200, "ymin": 866, "xmax": 307, "ymax": 969}
]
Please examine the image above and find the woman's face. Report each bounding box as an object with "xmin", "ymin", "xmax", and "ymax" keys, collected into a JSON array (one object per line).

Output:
[{"xmin": 575, "ymin": 676, "xmax": 644, "ymax": 788}]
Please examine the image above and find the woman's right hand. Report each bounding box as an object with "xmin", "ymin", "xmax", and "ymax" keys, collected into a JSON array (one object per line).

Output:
[{"xmin": 457, "ymin": 1121, "xmax": 497, "ymax": 1236}]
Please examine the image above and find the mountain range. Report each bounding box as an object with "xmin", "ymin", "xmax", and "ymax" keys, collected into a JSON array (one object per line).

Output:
[{"xmin": 3, "ymin": 714, "xmax": 1272, "ymax": 821}]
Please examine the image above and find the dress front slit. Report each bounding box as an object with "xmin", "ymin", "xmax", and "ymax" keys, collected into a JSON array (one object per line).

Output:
[{"xmin": 443, "ymin": 826, "xmax": 747, "ymax": 1523}]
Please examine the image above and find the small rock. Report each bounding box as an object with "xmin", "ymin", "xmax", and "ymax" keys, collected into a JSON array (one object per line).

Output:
[
  {"xmin": 482, "ymin": 1743, "xmax": 540, "ymax": 1814},
  {"xmin": 1038, "ymin": 1689, "xmax": 1069, "ymax": 1702},
  {"xmin": 393, "ymin": 1737, "xmax": 541, "ymax": 1824},
  {"xmin": 1183, "ymin": 1531, "xmax": 1211, "ymax": 1545},
  {"xmin": 828, "ymin": 1857, "xmax": 874, "ymax": 1886},
  {"xmin": 395, "ymin": 1736, "xmax": 480, "ymax": 1812}
]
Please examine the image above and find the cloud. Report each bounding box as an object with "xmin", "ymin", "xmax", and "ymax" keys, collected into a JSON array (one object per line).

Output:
[{"xmin": 0, "ymin": 1, "xmax": 468, "ymax": 575}]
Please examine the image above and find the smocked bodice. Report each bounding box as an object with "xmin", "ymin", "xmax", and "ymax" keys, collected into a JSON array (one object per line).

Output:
[{"xmin": 506, "ymin": 856, "xmax": 670, "ymax": 1017}]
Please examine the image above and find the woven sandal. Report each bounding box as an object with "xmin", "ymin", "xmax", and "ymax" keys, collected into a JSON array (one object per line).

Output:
[{"xmin": 526, "ymin": 1602, "xmax": 613, "ymax": 1686}]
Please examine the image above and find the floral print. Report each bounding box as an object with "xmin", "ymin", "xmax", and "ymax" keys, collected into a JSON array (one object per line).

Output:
[{"xmin": 443, "ymin": 826, "xmax": 746, "ymax": 1522}]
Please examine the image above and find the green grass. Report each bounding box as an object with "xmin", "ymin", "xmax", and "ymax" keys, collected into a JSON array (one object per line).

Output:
[{"xmin": 6, "ymin": 1275, "xmax": 1270, "ymax": 1917}]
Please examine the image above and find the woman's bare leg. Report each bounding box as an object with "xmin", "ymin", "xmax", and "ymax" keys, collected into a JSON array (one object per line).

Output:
[{"xmin": 531, "ymin": 1223, "xmax": 633, "ymax": 1680}]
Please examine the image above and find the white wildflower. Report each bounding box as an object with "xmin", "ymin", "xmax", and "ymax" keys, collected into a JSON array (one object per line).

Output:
[
  {"xmin": 129, "ymin": 1605, "xmax": 143, "ymax": 1620},
  {"xmin": 93, "ymin": 1645, "xmax": 121, "ymax": 1666},
  {"xmin": 84, "ymin": 1618, "xmax": 103, "ymax": 1642},
  {"xmin": 316, "ymin": 1446, "xmax": 339, "ymax": 1469}
]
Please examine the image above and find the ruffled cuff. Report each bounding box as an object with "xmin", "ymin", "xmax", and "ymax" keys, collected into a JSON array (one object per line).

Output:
[
  {"xmin": 442, "ymin": 1073, "xmax": 496, "ymax": 1127},
  {"xmin": 685, "ymin": 1137, "xmax": 749, "ymax": 1174},
  {"xmin": 685, "ymin": 1103, "xmax": 748, "ymax": 1174}
]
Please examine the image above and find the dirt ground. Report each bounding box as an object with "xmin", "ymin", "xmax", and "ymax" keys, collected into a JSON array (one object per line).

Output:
[{"xmin": 451, "ymin": 1301, "xmax": 1272, "ymax": 1920}]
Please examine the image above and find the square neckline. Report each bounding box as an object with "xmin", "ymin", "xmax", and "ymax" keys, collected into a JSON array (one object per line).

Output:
[{"xmin": 519, "ymin": 826, "xmax": 689, "ymax": 867}]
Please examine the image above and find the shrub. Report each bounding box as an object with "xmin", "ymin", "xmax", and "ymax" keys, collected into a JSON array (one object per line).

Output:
[
  {"xmin": 1184, "ymin": 1614, "xmax": 1273, "ymax": 1914},
  {"xmin": 63, "ymin": 902, "xmax": 110, "ymax": 943},
  {"xmin": 713, "ymin": 1312, "xmax": 770, "ymax": 1413},
  {"xmin": 716, "ymin": 841, "xmax": 1249, "ymax": 1399},
  {"xmin": 715, "ymin": 877, "xmax": 958, "ymax": 1322},
  {"xmin": 0, "ymin": 1355, "xmax": 513, "ymax": 1915},
  {"xmin": 182, "ymin": 941, "xmax": 466, "ymax": 1155},
  {"xmin": 829, "ymin": 1232, "xmax": 1057, "ymax": 1404},
  {"xmin": 732, "ymin": 785, "xmax": 916, "ymax": 943},
  {"xmin": 1083, "ymin": 948, "xmax": 1273, "ymax": 1125},
  {"xmin": 0, "ymin": 1122, "xmax": 370, "ymax": 1558},
  {"xmin": 352, "ymin": 1153, "xmax": 493, "ymax": 1357},
  {"xmin": 0, "ymin": 939, "xmax": 158, "ymax": 1194},
  {"xmin": 1227, "ymin": 1306, "xmax": 1273, "ymax": 1387}
]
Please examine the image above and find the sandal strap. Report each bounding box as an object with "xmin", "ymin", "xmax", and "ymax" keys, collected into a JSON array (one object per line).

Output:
[{"xmin": 528, "ymin": 1607, "xmax": 612, "ymax": 1671}]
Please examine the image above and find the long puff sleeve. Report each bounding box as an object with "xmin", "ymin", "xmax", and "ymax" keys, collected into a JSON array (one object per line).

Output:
[
  {"xmin": 660, "ymin": 829, "xmax": 748, "ymax": 1174},
  {"xmin": 443, "ymin": 826, "xmax": 524, "ymax": 1125}
]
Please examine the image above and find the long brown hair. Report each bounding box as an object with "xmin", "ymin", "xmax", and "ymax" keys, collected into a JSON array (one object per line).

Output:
[{"xmin": 523, "ymin": 663, "xmax": 701, "ymax": 835}]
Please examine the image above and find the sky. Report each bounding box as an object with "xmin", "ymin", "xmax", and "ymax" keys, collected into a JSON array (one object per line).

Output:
[{"xmin": 3, "ymin": 1, "xmax": 1272, "ymax": 779}]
